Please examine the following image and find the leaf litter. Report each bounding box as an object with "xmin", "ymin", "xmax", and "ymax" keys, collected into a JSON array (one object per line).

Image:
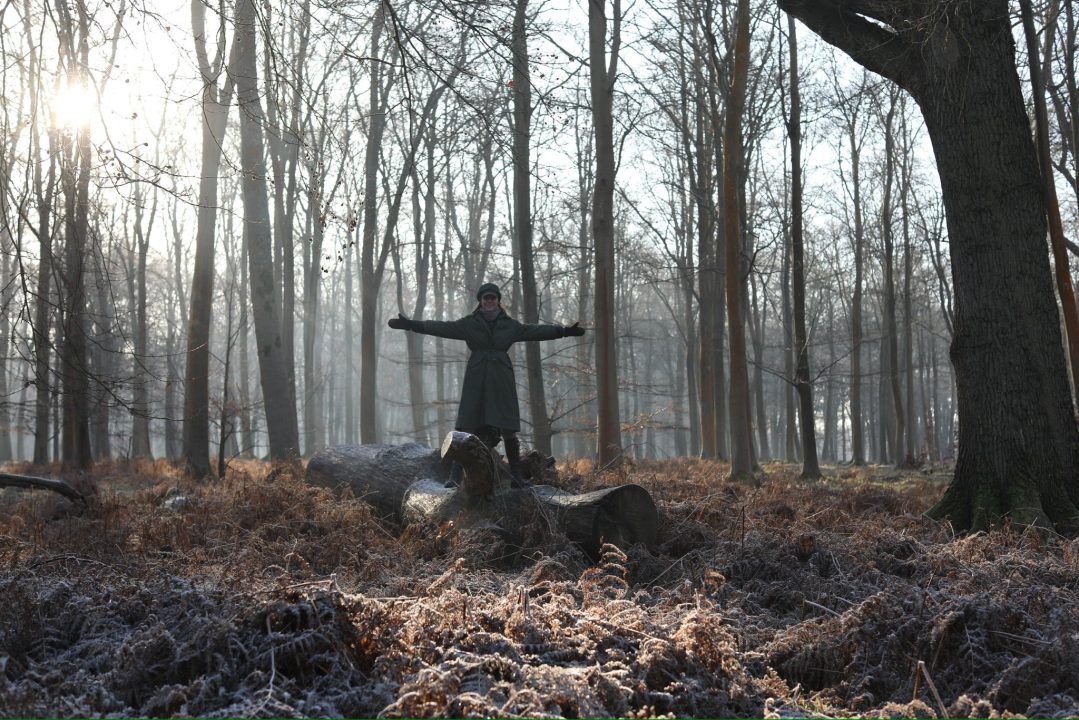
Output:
[{"xmin": 0, "ymin": 457, "xmax": 1077, "ymax": 718}]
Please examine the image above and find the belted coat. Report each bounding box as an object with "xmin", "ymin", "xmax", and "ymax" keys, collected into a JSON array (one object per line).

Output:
[{"xmin": 412, "ymin": 309, "xmax": 565, "ymax": 432}]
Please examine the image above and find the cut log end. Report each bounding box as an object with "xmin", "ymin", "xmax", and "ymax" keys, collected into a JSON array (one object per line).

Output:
[
  {"xmin": 532, "ymin": 483, "xmax": 658, "ymax": 558},
  {"xmin": 440, "ymin": 431, "xmax": 506, "ymax": 500}
]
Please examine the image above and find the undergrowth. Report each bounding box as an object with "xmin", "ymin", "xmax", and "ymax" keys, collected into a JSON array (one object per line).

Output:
[{"xmin": 0, "ymin": 458, "xmax": 1076, "ymax": 717}]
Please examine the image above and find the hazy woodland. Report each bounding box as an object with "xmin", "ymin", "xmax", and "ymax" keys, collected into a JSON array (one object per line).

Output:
[{"xmin": 3, "ymin": 0, "xmax": 1079, "ymax": 717}]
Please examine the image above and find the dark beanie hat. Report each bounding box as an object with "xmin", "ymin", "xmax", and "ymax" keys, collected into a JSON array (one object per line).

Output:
[{"xmin": 476, "ymin": 282, "xmax": 501, "ymax": 300}]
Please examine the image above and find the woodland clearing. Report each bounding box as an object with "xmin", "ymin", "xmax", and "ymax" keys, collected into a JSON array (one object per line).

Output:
[{"xmin": 0, "ymin": 458, "xmax": 1076, "ymax": 718}]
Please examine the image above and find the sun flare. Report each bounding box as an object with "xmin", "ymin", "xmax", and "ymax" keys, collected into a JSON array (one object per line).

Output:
[{"xmin": 50, "ymin": 79, "xmax": 97, "ymax": 130}]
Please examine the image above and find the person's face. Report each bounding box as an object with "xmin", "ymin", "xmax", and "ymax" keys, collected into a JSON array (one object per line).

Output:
[{"xmin": 481, "ymin": 293, "xmax": 499, "ymax": 311}]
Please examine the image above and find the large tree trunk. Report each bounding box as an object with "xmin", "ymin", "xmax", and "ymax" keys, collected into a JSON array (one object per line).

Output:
[
  {"xmin": 235, "ymin": 0, "xmax": 299, "ymax": 460},
  {"xmin": 782, "ymin": 0, "xmax": 1079, "ymax": 531}
]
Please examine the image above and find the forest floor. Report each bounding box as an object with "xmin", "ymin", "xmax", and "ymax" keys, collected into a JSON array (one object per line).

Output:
[{"xmin": 1, "ymin": 456, "xmax": 1077, "ymax": 718}]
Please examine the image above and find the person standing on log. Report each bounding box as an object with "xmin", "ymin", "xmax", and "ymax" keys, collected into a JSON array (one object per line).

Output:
[{"xmin": 388, "ymin": 282, "xmax": 585, "ymax": 482}]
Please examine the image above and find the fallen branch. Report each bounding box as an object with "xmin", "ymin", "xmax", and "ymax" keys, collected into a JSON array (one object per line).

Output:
[{"xmin": 0, "ymin": 472, "xmax": 86, "ymax": 503}]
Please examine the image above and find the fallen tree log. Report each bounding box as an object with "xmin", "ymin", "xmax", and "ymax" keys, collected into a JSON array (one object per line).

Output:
[
  {"xmin": 305, "ymin": 433, "xmax": 658, "ymax": 559},
  {"xmin": 305, "ymin": 443, "xmax": 448, "ymax": 522},
  {"xmin": 0, "ymin": 472, "xmax": 86, "ymax": 503}
]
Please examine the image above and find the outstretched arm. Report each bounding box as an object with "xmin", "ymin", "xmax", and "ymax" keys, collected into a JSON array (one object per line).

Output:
[
  {"xmin": 515, "ymin": 320, "xmax": 587, "ymax": 342},
  {"xmin": 387, "ymin": 313, "xmax": 469, "ymax": 340}
]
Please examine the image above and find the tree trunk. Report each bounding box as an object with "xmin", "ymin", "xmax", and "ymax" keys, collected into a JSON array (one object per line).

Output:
[
  {"xmin": 823, "ymin": 302, "xmax": 837, "ymax": 461},
  {"xmin": 235, "ymin": 0, "xmax": 299, "ymax": 460},
  {"xmin": 697, "ymin": 89, "xmax": 718, "ymax": 459},
  {"xmin": 723, "ymin": 0, "xmax": 754, "ymax": 481},
  {"xmin": 589, "ymin": 0, "xmax": 622, "ymax": 466},
  {"xmin": 31, "ymin": 125, "xmax": 55, "ymax": 466},
  {"xmin": 184, "ymin": 0, "xmax": 237, "ymax": 476},
  {"xmin": 787, "ymin": 15, "xmax": 820, "ymax": 479},
  {"xmin": 574, "ymin": 92, "xmax": 595, "ymax": 459},
  {"xmin": 89, "ymin": 252, "xmax": 114, "ymax": 460},
  {"xmin": 749, "ymin": 272, "xmax": 770, "ymax": 460},
  {"xmin": 781, "ymin": 219, "xmax": 798, "ymax": 462},
  {"xmin": 847, "ymin": 104, "xmax": 866, "ymax": 466},
  {"xmin": 1020, "ymin": 0, "xmax": 1079, "ymax": 402},
  {"xmin": 880, "ymin": 90, "xmax": 906, "ymax": 465},
  {"xmin": 899, "ymin": 109, "xmax": 917, "ymax": 460},
  {"xmin": 130, "ymin": 181, "xmax": 153, "ymax": 459},
  {"xmin": 359, "ymin": 4, "xmax": 389, "ymax": 444},
  {"xmin": 344, "ymin": 222, "xmax": 356, "ymax": 446},
  {"xmin": 782, "ymin": 0, "xmax": 1079, "ymax": 530},
  {"xmin": 513, "ymin": 0, "xmax": 552, "ymax": 456},
  {"xmin": 0, "ymin": 252, "xmax": 13, "ymax": 462},
  {"xmin": 59, "ymin": 78, "xmax": 93, "ymax": 470}
]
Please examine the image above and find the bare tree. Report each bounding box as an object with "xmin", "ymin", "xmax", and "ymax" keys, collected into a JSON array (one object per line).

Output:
[
  {"xmin": 722, "ymin": 0, "xmax": 754, "ymax": 480},
  {"xmin": 589, "ymin": 0, "xmax": 623, "ymax": 466},
  {"xmin": 183, "ymin": 0, "xmax": 238, "ymax": 476},
  {"xmin": 235, "ymin": 0, "xmax": 299, "ymax": 460},
  {"xmin": 512, "ymin": 0, "xmax": 553, "ymax": 455},
  {"xmin": 786, "ymin": 15, "xmax": 819, "ymax": 478}
]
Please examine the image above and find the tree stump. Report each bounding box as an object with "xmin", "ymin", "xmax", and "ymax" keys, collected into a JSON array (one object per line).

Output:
[{"xmin": 305, "ymin": 433, "xmax": 659, "ymax": 559}]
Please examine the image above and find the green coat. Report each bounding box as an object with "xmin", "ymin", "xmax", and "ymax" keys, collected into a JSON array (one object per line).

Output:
[{"xmin": 413, "ymin": 310, "xmax": 565, "ymax": 432}]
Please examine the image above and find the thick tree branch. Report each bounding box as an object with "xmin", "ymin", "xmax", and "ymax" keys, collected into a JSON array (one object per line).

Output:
[{"xmin": 778, "ymin": 0, "xmax": 917, "ymax": 90}]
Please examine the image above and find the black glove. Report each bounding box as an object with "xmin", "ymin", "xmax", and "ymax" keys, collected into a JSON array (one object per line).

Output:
[
  {"xmin": 562, "ymin": 322, "xmax": 585, "ymax": 337},
  {"xmin": 387, "ymin": 313, "xmax": 415, "ymax": 331}
]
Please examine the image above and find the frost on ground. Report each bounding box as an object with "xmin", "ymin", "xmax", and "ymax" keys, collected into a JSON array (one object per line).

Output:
[{"xmin": 0, "ymin": 458, "xmax": 1077, "ymax": 718}]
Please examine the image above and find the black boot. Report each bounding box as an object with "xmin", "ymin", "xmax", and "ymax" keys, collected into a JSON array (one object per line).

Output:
[{"xmin": 503, "ymin": 432, "xmax": 528, "ymax": 487}]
